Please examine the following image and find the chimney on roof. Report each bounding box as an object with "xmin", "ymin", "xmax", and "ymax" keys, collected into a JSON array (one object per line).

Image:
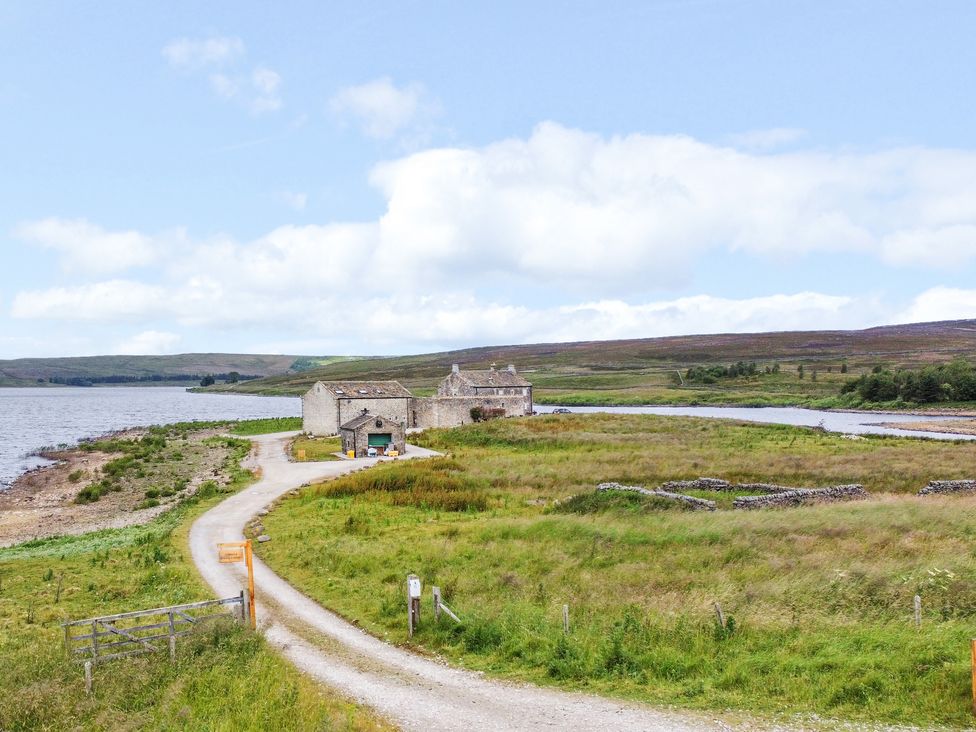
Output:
[
  {"xmin": 507, "ymin": 364, "xmax": 516, "ymax": 374},
  {"xmin": 452, "ymin": 363, "xmax": 459, "ymax": 374},
  {"xmin": 489, "ymin": 363, "xmax": 496, "ymax": 371}
]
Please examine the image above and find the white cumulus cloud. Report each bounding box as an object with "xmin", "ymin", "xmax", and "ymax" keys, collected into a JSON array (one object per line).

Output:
[
  {"xmin": 163, "ymin": 35, "xmax": 282, "ymax": 114},
  {"xmin": 12, "ymin": 218, "xmax": 156, "ymax": 275},
  {"xmin": 728, "ymin": 127, "xmax": 807, "ymax": 150},
  {"xmin": 330, "ymin": 77, "xmax": 438, "ymax": 139},
  {"xmin": 162, "ymin": 36, "xmax": 244, "ymax": 69},
  {"xmin": 897, "ymin": 287, "xmax": 976, "ymax": 324},
  {"xmin": 11, "ymin": 280, "xmax": 167, "ymax": 321},
  {"xmin": 113, "ymin": 330, "xmax": 181, "ymax": 355},
  {"xmin": 10, "ymin": 124, "xmax": 976, "ymax": 351}
]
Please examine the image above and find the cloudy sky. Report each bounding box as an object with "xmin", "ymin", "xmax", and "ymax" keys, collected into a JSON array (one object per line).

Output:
[{"xmin": 3, "ymin": 1, "xmax": 976, "ymax": 359}]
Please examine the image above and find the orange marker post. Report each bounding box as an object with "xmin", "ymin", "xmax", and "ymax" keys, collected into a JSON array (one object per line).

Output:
[
  {"xmin": 971, "ymin": 638, "xmax": 976, "ymax": 716},
  {"xmin": 218, "ymin": 539, "xmax": 256, "ymax": 629}
]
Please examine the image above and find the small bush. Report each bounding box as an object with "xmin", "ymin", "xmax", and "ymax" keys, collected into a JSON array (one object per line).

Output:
[{"xmin": 67, "ymin": 469, "xmax": 84, "ymax": 483}]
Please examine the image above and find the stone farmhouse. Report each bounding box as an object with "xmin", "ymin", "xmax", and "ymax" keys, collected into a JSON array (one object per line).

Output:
[{"xmin": 301, "ymin": 364, "xmax": 533, "ymax": 437}]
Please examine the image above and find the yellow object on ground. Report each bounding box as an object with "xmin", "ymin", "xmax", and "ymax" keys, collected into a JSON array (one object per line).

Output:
[{"xmin": 347, "ymin": 450, "xmax": 355, "ymax": 458}]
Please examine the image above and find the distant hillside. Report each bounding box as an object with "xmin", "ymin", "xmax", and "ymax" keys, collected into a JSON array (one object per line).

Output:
[
  {"xmin": 0, "ymin": 353, "xmax": 356, "ymax": 387},
  {"xmin": 199, "ymin": 320, "xmax": 976, "ymax": 408}
]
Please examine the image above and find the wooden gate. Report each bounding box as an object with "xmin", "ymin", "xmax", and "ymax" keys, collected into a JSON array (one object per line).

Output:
[{"xmin": 62, "ymin": 592, "xmax": 249, "ymax": 664}]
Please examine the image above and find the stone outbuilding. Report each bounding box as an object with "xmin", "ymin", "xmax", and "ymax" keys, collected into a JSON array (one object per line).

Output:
[
  {"xmin": 302, "ymin": 380, "xmax": 411, "ymax": 436},
  {"xmin": 339, "ymin": 412, "xmax": 406, "ymax": 458}
]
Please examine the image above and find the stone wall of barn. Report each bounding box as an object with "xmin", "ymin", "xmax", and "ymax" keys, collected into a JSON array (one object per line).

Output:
[
  {"xmin": 302, "ymin": 385, "xmax": 339, "ymax": 436},
  {"xmin": 411, "ymin": 395, "xmax": 530, "ymax": 429},
  {"xmin": 302, "ymin": 385, "xmax": 410, "ymax": 436}
]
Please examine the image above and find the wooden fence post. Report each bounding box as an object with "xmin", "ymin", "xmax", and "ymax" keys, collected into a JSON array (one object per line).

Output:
[
  {"xmin": 914, "ymin": 595, "xmax": 921, "ymax": 630},
  {"xmin": 407, "ymin": 574, "xmax": 421, "ymax": 637},
  {"xmin": 433, "ymin": 586, "xmax": 441, "ymax": 622},
  {"xmin": 714, "ymin": 602, "xmax": 726, "ymax": 629},
  {"xmin": 84, "ymin": 661, "xmax": 93, "ymax": 695},
  {"xmin": 562, "ymin": 604, "xmax": 570, "ymax": 635},
  {"xmin": 971, "ymin": 638, "xmax": 976, "ymax": 716},
  {"xmin": 91, "ymin": 620, "xmax": 99, "ymax": 663},
  {"xmin": 168, "ymin": 610, "xmax": 177, "ymax": 661}
]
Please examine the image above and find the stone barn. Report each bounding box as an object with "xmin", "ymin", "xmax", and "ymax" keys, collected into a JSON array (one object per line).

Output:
[
  {"xmin": 340, "ymin": 411, "xmax": 406, "ymax": 457},
  {"xmin": 302, "ymin": 381, "xmax": 411, "ymax": 436}
]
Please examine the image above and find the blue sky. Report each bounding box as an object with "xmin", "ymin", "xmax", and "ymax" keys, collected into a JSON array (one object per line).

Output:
[{"xmin": 2, "ymin": 0, "xmax": 976, "ymax": 358}]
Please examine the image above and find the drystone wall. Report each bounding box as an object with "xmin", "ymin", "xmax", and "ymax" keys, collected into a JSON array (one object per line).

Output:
[
  {"xmin": 596, "ymin": 479, "xmax": 869, "ymax": 511},
  {"xmin": 597, "ymin": 482, "xmax": 716, "ymax": 511},
  {"xmin": 659, "ymin": 477, "xmax": 730, "ymax": 492},
  {"xmin": 918, "ymin": 479, "xmax": 976, "ymax": 496},
  {"xmin": 732, "ymin": 484, "xmax": 868, "ymax": 510}
]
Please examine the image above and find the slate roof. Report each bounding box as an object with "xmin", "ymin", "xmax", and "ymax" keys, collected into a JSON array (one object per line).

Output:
[
  {"xmin": 316, "ymin": 381, "xmax": 412, "ymax": 398},
  {"xmin": 340, "ymin": 412, "xmax": 389, "ymax": 430},
  {"xmin": 456, "ymin": 369, "xmax": 531, "ymax": 388}
]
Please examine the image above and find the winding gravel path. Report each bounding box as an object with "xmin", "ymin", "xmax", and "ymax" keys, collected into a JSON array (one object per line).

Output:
[{"xmin": 188, "ymin": 433, "xmax": 757, "ymax": 731}]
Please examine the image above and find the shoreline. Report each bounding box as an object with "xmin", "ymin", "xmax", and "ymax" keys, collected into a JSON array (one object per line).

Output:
[
  {"xmin": 872, "ymin": 418, "xmax": 976, "ymax": 437},
  {"xmin": 0, "ymin": 426, "xmax": 238, "ymax": 549}
]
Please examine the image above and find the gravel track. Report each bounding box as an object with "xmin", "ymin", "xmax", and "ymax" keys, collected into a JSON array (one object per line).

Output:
[{"xmin": 188, "ymin": 432, "xmax": 777, "ymax": 731}]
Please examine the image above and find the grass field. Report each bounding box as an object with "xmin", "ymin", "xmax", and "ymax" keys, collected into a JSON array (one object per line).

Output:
[
  {"xmin": 0, "ymin": 428, "xmax": 389, "ymax": 732},
  {"xmin": 291, "ymin": 435, "xmax": 342, "ymax": 461},
  {"xmin": 254, "ymin": 414, "xmax": 976, "ymax": 728}
]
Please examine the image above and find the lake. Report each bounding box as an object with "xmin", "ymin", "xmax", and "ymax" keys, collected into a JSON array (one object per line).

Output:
[
  {"xmin": 0, "ymin": 386, "xmax": 300, "ymax": 489},
  {"xmin": 3, "ymin": 387, "xmax": 972, "ymax": 490},
  {"xmin": 535, "ymin": 404, "xmax": 976, "ymax": 440}
]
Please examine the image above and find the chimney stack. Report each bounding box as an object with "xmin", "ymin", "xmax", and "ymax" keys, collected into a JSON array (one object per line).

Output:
[
  {"xmin": 451, "ymin": 363, "xmax": 459, "ymax": 374},
  {"xmin": 507, "ymin": 364, "xmax": 516, "ymax": 374}
]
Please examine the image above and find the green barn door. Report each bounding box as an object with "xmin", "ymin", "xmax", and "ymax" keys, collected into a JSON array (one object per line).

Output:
[{"xmin": 368, "ymin": 433, "xmax": 392, "ymax": 447}]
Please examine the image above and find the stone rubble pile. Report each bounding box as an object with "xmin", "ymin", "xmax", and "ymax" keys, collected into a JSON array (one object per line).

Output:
[{"xmin": 918, "ymin": 479, "xmax": 976, "ymax": 496}]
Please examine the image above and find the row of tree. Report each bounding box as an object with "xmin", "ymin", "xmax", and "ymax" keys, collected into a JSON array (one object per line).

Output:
[
  {"xmin": 40, "ymin": 372, "xmax": 258, "ymax": 387},
  {"xmin": 841, "ymin": 360, "xmax": 976, "ymax": 403}
]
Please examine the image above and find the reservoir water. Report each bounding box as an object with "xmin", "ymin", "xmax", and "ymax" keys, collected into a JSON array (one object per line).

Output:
[
  {"xmin": 535, "ymin": 404, "xmax": 976, "ymax": 441},
  {"xmin": 0, "ymin": 386, "xmax": 300, "ymax": 489},
  {"xmin": 3, "ymin": 387, "xmax": 972, "ymax": 490}
]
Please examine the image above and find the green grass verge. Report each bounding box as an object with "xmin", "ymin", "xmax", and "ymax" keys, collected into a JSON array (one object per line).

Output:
[
  {"xmin": 254, "ymin": 414, "xmax": 976, "ymax": 728},
  {"xmin": 229, "ymin": 417, "xmax": 303, "ymax": 436},
  {"xmin": 0, "ymin": 431, "xmax": 389, "ymax": 732},
  {"xmin": 291, "ymin": 435, "xmax": 342, "ymax": 461}
]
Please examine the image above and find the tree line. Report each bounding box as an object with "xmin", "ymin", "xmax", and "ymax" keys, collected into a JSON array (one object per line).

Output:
[
  {"xmin": 841, "ymin": 359, "xmax": 976, "ymax": 404},
  {"xmin": 42, "ymin": 372, "xmax": 259, "ymax": 387}
]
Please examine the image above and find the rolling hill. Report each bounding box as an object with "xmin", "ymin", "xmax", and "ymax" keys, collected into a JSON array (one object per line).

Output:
[
  {"xmin": 197, "ymin": 319, "xmax": 976, "ymax": 408},
  {"xmin": 0, "ymin": 354, "xmax": 354, "ymax": 387}
]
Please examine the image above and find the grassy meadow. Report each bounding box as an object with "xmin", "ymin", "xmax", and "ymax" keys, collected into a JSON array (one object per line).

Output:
[
  {"xmin": 0, "ymin": 425, "xmax": 388, "ymax": 732},
  {"xmin": 254, "ymin": 414, "xmax": 976, "ymax": 728}
]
